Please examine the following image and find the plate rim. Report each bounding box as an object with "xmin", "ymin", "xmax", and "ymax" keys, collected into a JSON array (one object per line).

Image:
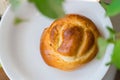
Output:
[{"xmin": 0, "ymin": 1, "xmax": 114, "ymax": 80}]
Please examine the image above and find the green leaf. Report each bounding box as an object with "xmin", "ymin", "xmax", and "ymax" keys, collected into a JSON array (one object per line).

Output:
[
  {"xmin": 106, "ymin": 0, "xmax": 120, "ymax": 16},
  {"xmin": 14, "ymin": 17, "xmax": 25, "ymax": 25},
  {"xmin": 100, "ymin": 0, "xmax": 108, "ymax": 10},
  {"xmin": 97, "ymin": 27, "xmax": 115, "ymax": 59},
  {"xmin": 107, "ymin": 27, "xmax": 115, "ymax": 42},
  {"xmin": 107, "ymin": 27, "xmax": 116, "ymax": 35},
  {"xmin": 10, "ymin": 0, "xmax": 22, "ymax": 10},
  {"xmin": 116, "ymin": 33, "xmax": 120, "ymax": 40},
  {"xmin": 105, "ymin": 61, "xmax": 112, "ymax": 66},
  {"xmin": 29, "ymin": 0, "xmax": 65, "ymax": 19},
  {"xmin": 0, "ymin": 64, "xmax": 1, "ymax": 68},
  {"xmin": 96, "ymin": 37, "xmax": 108, "ymax": 59},
  {"xmin": 28, "ymin": 0, "xmax": 34, "ymax": 2},
  {"xmin": 111, "ymin": 40, "xmax": 120, "ymax": 69}
]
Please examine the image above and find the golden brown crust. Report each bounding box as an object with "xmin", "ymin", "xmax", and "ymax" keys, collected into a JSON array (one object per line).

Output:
[{"xmin": 40, "ymin": 14, "xmax": 100, "ymax": 71}]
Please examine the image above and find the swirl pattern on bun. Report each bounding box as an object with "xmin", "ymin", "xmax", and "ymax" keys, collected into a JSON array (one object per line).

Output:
[{"xmin": 40, "ymin": 14, "xmax": 100, "ymax": 71}]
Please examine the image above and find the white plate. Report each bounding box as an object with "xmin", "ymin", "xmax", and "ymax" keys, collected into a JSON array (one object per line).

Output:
[{"xmin": 0, "ymin": 0, "xmax": 114, "ymax": 80}]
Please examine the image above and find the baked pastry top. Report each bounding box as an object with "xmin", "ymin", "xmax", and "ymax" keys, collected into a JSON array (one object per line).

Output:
[{"xmin": 40, "ymin": 14, "xmax": 100, "ymax": 71}]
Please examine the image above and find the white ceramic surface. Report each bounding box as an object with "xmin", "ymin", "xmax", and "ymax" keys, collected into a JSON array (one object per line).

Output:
[{"xmin": 0, "ymin": 0, "xmax": 114, "ymax": 80}]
